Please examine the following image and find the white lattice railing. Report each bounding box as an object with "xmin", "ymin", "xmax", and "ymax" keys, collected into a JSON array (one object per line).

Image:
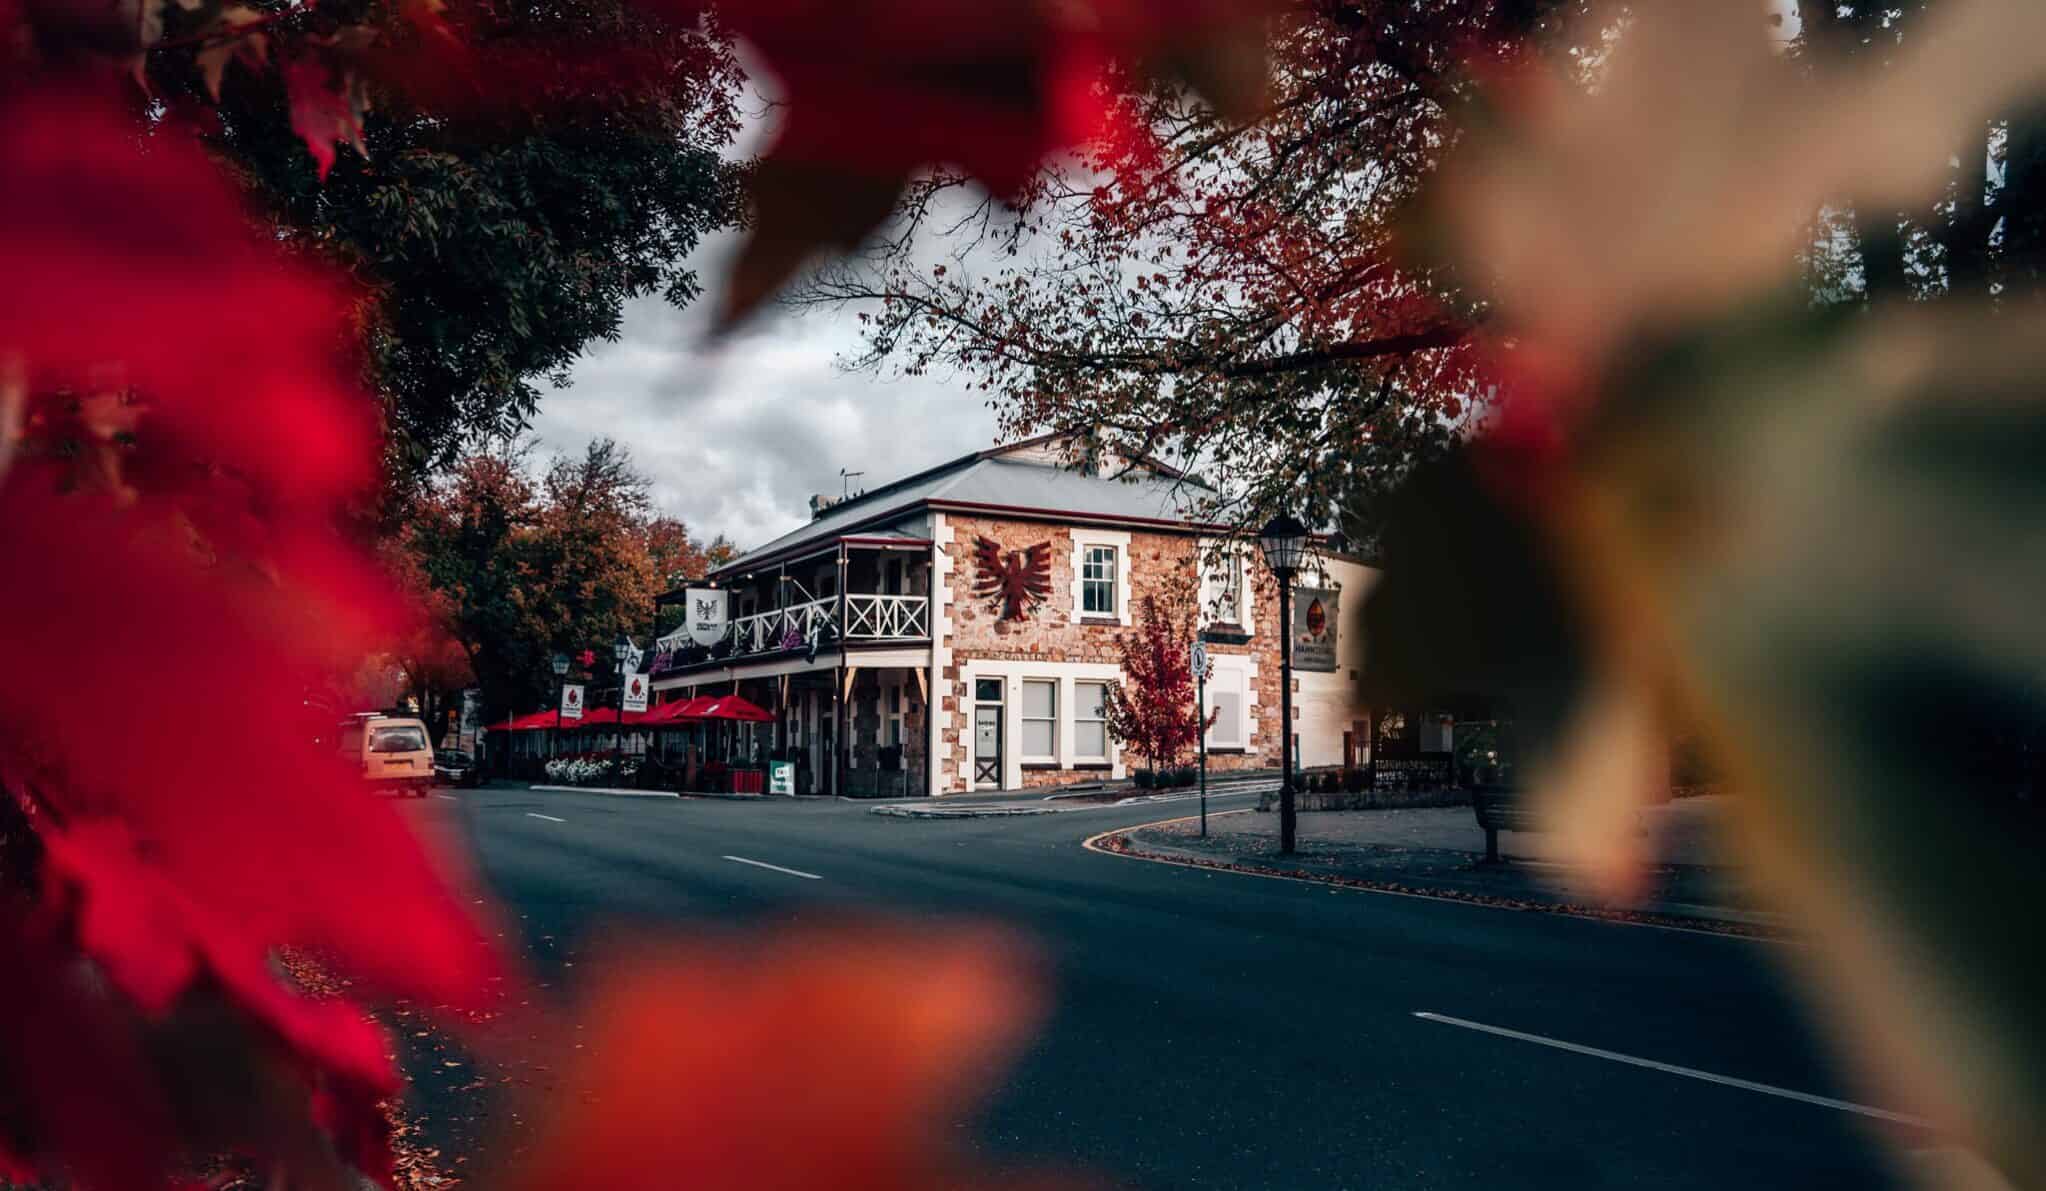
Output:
[
  {"xmin": 843, "ymin": 593, "xmax": 929, "ymax": 639},
  {"xmin": 688, "ymin": 593, "xmax": 928, "ymax": 661}
]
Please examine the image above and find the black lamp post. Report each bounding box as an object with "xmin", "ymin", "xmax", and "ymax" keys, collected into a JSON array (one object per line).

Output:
[
  {"xmin": 612, "ymin": 632, "xmax": 633, "ymax": 751},
  {"xmin": 549, "ymin": 651, "xmax": 571, "ymax": 764},
  {"xmin": 1258, "ymin": 513, "xmax": 1309, "ymax": 854}
]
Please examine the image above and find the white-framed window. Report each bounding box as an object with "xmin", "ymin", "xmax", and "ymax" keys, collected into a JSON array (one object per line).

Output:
[
  {"xmin": 1199, "ymin": 540, "xmax": 1254, "ymax": 632},
  {"xmin": 1074, "ymin": 680, "xmax": 1110, "ymax": 763},
  {"xmin": 1021, "ymin": 679, "xmax": 1058, "ymax": 762},
  {"xmin": 1205, "ymin": 658, "xmax": 1254, "ymax": 751},
  {"xmin": 885, "ymin": 682, "xmax": 903, "ymax": 747},
  {"xmin": 1081, "ymin": 546, "xmax": 1117, "ymax": 616},
  {"xmin": 1069, "ymin": 529, "xmax": 1131, "ymax": 624}
]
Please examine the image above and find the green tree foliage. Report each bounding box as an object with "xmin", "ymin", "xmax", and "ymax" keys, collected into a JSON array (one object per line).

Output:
[{"xmin": 148, "ymin": 0, "xmax": 745, "ymax": 479}]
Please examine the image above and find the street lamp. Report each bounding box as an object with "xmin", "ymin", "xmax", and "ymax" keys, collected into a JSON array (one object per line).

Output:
[
  {"xmin": 550, "ymin": 652, "xmax": 571, "ymax": 762},
  {"xmin": 612, "ymin": 632, "xmax": 633, "ymax": 751},
  {"xmin": 1258, "ymin": 512, "xmax": 1309, "ymax": 854}
]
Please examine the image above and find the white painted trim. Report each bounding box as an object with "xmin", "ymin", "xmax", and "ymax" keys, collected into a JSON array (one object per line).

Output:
[
  {"xmin": 1070, "ymin": 527, "xmax": 1132, "ymax": 624},
  {"xmin": 1197, "ymin": 537, "xmax": 1256, "ymax": 637},
  {"xmin": 650, "ymin": 647, "xmax": 929, "ymax": 692},
  {"xmin": 928, "ymin": 512, "xmax": 954, "ymax": 795},
  {"xmin": 961, "ymin": 658, "xmax": 1127, "ymax": 789},
  {"xmin": 1204, "ymin": 652, "xmax": 1260, "ymax": 755}
]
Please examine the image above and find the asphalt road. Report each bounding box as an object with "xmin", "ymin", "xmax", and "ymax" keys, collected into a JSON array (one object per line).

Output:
[{"xmin": 398, "ymin": 786, "xmax": 1916, "ymax": 1190}]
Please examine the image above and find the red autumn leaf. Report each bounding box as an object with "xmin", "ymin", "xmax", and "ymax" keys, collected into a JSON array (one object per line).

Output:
[
  {"xmin": 647, "ymin": 0, "xmax": 1271, "ymax": 326},
  {"xmin": 505, "ymin": 925, "xmax": 1083, "ymax": 1191},
  {"xmin": 0, "ymin": 88, "xmax": 504, "ymax": 1188},
  {"xmin": 284, "ymin": 56, "xmax": 368, "ymax": 182}
]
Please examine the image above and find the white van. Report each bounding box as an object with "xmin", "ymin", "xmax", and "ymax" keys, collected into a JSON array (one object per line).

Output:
[{"xmin": 336, "ymin": 715, "xmax": 435, "ymax": 796}]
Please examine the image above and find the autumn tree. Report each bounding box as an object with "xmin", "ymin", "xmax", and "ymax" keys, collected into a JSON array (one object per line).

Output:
[
  {"xmin": 404, "ymin": 439, "xmax": 722, "ymax": 719},
  {"xmin": 798, "ymin": 2, "xmax": 1589, "ymax": 543},
  {"xmin": 1102, "ymin": 594, "xmax": 1214, "ymax": 776}
]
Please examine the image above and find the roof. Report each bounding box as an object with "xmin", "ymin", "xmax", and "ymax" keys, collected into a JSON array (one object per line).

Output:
[{"xmin": 705, "ymin": 436, "xmax": 1217, "ymax": 580}]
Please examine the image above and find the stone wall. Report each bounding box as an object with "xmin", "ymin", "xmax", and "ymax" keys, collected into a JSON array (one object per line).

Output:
[{"xmin": 934, "ymin": 514, "xmax": 1289, "ymax": 792}]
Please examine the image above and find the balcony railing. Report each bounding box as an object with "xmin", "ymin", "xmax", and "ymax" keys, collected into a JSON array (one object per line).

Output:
[{"xmin": 660, "ymin": 594, "xmax": 930, "ymax": 672}]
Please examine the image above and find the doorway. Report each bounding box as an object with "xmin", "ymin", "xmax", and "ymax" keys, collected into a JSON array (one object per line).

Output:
[{"xmin": 973, "ymin": 677, "xmax": 1004, "ymax": 789}]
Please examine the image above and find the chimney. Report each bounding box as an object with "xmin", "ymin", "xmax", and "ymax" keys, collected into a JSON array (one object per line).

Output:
[{"xmin": 809, "ymin": 493, "xmax": 840, "ymax": 519}]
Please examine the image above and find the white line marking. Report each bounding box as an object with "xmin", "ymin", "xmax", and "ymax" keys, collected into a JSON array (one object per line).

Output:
[
  {"xmin": 526, "ymin": 812, "xmax": 566, "ymax": 823},
  {"xmin": 434, "ymin": 794, "xmax": 458, "ymax": 801},
  {"xmin": 1412, "ymin": 1012, "xmax": 1930, "ymax": 1126},
  {"xmin": 722, "ymin": 855, "xmax": 822, "ymax": 881}
]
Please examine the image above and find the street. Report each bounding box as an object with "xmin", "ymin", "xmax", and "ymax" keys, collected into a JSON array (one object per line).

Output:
[{"xmin": 401, "ymin": 788, "xmax": 1913, "ymax": 1190}]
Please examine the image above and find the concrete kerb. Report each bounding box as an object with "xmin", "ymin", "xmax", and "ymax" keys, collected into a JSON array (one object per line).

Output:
[
  {"xmin": 527, "ymin": 784, "xmax": 795, "ymax": 801},
  {"xmin": 1085, "ymin": 811, "xmax": 1794, "ymax": 942}
]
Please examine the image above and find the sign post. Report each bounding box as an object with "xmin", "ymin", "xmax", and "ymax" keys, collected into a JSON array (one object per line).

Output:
[{"xmin": 1190, "ymin": 639, "xmax": 1210, "ymax": 837}]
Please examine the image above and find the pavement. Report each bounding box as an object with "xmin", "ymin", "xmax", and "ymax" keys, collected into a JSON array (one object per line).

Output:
[
  {"xmin": 1104, "ymin": 796, "xmax": 1777, "ymax": 932},
  {"xmin": 389, "ymin": 784, "xmax": 1917, "ymax": 1190}
]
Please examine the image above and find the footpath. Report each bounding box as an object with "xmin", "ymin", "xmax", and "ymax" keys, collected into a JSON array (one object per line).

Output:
[{"xmin": 1095, "ymin": 795, "xmax": 1787, "ymax": 936}]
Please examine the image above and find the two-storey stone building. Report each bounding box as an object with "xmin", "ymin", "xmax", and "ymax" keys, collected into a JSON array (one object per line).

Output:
[{"xmin": 649, "ymin": 435, "xmax": 1370, "ymax": 795}]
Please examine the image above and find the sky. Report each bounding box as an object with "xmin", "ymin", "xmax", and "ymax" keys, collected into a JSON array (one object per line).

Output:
[{"xmin": 529, "ymin": 230, "xmax": 1001, "ymax": 553}]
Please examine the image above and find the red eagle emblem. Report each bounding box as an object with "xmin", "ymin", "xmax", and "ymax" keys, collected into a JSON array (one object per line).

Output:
[{"xmin": 973, "ymin": 536, "xmax": 1053, "ymax": 620}]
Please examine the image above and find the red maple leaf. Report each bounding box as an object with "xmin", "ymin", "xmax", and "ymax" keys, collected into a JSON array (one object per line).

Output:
[{"xmin": 0, "ymin": 90, "xmax": 504, "ymax": 1189}]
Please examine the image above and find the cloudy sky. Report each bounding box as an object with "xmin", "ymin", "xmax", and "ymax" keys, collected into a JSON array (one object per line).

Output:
[{"xmin": 529, "ymin": 232, "xmax": 1000, "ymax": 552}]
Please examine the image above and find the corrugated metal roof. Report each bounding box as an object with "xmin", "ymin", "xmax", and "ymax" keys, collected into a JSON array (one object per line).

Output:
[{"xmin": 712, "ymin": 446, "xmax": 1215, "ymax": 578}]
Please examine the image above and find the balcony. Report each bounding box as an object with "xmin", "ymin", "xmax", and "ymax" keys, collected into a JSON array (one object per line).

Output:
[{"xmin": 656, "ymin": 593, "xmax": 930, "ymax": 675}]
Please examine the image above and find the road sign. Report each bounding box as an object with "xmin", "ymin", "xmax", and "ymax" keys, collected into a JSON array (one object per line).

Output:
[
  {"xmin": 622, "ymin": 674, "xmax": 648, "ymax": 714},
  {"xmin": 1190, "ymin": 639, "xmax": 1209, "ymax": 679},
  {"xmin": 560, "ymin": 684, "xmax": 585, "ymax": 719}
]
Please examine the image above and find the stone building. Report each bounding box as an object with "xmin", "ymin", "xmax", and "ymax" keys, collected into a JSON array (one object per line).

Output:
[{"xmin": 648, "ymin": 435, "xmax": 1372, "ymax": 795}]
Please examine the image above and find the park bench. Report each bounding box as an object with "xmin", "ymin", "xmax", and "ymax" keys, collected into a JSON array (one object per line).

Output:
[{"xmin": 1469, "ymin": 782, "xmax": 1541, "ymax": 863}]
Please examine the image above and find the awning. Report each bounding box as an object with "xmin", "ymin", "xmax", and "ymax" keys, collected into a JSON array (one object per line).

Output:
[
  {"xmin": 488, "ymin": 710, "xmax": 567, "ymax": 732},
  {"xmin": 568, "ymin": 706, "xmax": 652, "ymax": 729},
  {"xmin": 640, "ymin": 696, "xmax": 714, "ymax": 727},
  {"xmin": 694, "ymin": 694, "xmax": 775, "ymax": 723}
]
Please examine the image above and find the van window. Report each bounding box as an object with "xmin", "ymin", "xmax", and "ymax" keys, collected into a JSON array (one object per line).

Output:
[{"xmin": 369, "ymin": 726, "xmax": 428, "ymax": 753}]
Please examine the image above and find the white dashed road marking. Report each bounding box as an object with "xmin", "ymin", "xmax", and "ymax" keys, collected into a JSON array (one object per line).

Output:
[
  {"xmin": 1413, "ymin": 1012, "xmax": 1929, "ymax": 1126},
  {"xmin": 526, "ymin": 812, "xmax": 566, "ymax": 823},
  {"xmin": 722, "ymin": 855, "xmax": 823, "ymax": 881}
]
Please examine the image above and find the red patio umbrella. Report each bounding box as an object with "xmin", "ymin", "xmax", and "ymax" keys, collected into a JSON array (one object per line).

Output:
[
  {"xmin": 490, "ymin": 709, "xmax": 562, "ymax": 731},
  {"xmin": 640, "ymin": 696, "xmax": 713, "ymax": 727},
  {"xmin": 694, "ymin": 694, "xmax": 775, "ymax": 723},
  {"xmin": 569, "ymin": 706, "xmax": 651, "ymax": 729}
]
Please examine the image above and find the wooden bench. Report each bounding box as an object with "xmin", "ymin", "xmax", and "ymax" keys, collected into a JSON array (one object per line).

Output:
[{"xmin": 1470, "ymin": 782, "xmax": 1540, "ymax": 863}]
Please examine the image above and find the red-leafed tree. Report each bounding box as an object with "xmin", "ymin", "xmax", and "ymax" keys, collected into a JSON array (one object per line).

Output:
[{"xmin": 1102, "ymin": 594, "xmax": 1214, "ymax": 775}]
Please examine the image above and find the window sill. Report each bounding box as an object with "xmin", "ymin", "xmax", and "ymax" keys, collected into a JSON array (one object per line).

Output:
[
  {"xmin": 1200, "ymin": 627, "xmax": 1252, "ymax": 645},
  {"xmin": 1071, "ymin": 761, "xmax": 1112, "ymax": 770},
  {"xmin": 1021, "ymin": 761, "xmax": 1061, "ymax": 771},
  {"xmin": 1205, "ymin": 746, "xmax": 1249, "ymax": 755},
  {"xmin": 1079, "ymin": 616, "xmax": 1123, "ymax": 627}
]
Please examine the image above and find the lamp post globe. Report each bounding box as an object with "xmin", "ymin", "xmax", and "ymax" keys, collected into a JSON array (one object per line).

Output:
[
  {"xmin": 550, "ymin": 653, "xmax": 570, "ymax": 678},
  {"xmin": 1257, "ymin": 512, "xmax": 1310, "ymax": 853},
  {"xmin": 612, "ymin": 632, "xmax": 632, "ymax": 662}
]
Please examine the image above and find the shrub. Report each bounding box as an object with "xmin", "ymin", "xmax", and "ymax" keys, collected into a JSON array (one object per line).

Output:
[
  {"xmin": 1132, "ymin": 768, "xmax": 1155, "ymax": 789},
  {"xmin": 1342, "ymin": 767, "xmax": 1369, "ymax": 794}
]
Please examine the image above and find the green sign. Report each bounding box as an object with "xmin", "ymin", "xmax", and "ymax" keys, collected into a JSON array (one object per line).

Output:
[{"xmin": 767, "ymin": 760, "xmax": 795, "ymax": 795}]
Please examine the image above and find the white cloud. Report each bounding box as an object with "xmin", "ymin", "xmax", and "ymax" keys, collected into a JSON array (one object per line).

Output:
[{"xmin": 530, "ymin": 231, "xmax": 1000, "ymax": 550}]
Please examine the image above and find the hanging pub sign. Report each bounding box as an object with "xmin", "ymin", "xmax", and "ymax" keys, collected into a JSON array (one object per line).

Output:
[
  {"xmin": 685, "ymin": 587, "xmax": 729, "ymax": 647},
  {"xmin": 560, "ymin": 683, "xmax": 585, "ymax": 720},
  {"xmin": 622, "ymin": 673, "xmax": 649, "ymax": 714},
  {"xmin": 1292, "ymin": 586, "xmax": 1339, "ymax": 672}
]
